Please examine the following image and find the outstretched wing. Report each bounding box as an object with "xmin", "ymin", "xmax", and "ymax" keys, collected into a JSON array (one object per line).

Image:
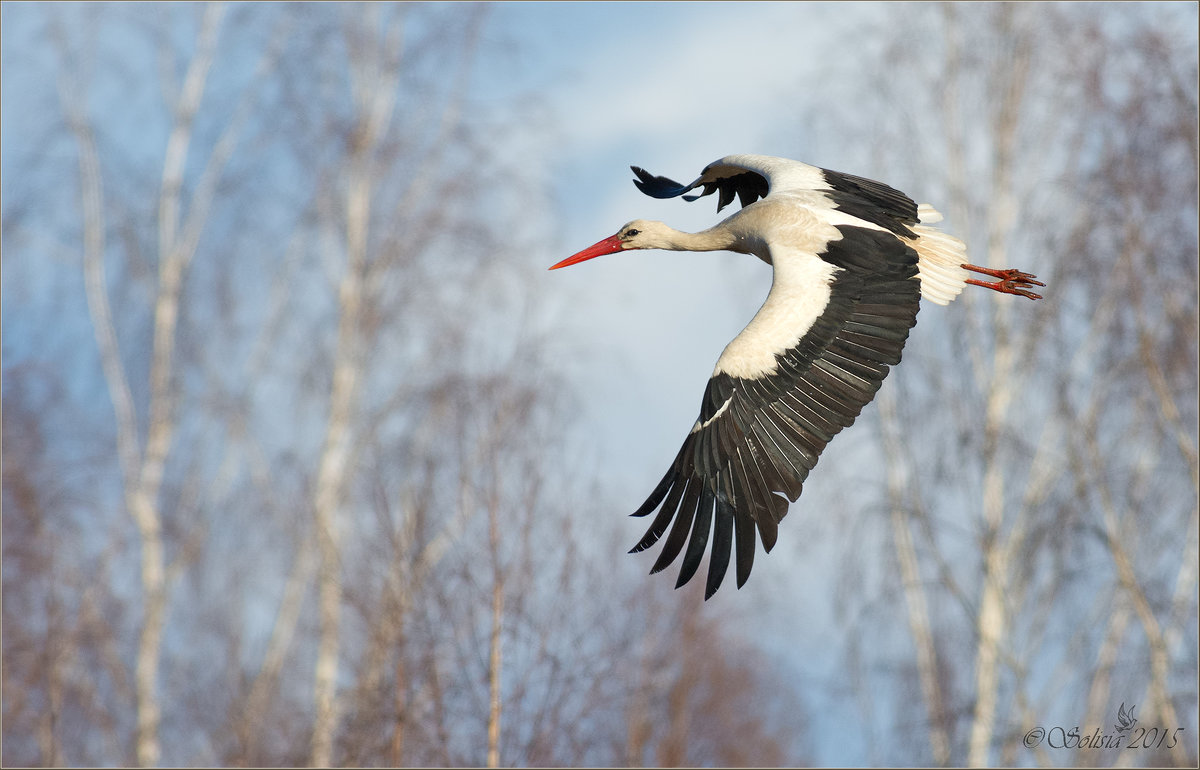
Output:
[
  {"xmin": 633, "ymin": 154, "xmax": 920, "ymax": 234},
  {"xmin": 630, "ymin": 224, "xmax": 921, "ymax": 599}
]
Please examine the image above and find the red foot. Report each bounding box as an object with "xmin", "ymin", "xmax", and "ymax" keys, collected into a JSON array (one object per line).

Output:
[{"xmin": 963, "ymin": 264, "xmax": 1045, "ymax": 300}]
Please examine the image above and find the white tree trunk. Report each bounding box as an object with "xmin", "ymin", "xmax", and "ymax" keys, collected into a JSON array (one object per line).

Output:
[
  {"xmin": 53, "ymin": 4, "xmax": 227, "ymax": 764},
  {"xmin": 308, "ymin": 173, "xmax": 366, "ymax": 770},
  {"xmin": 964, "ymin": 7, "xmax": 1030, "ymax": 763},
  {"xmin": 486, "ymin": 577, "xmax": 503, "ymax": 769},
  {"xmin": 308, "ymin": 11, "xmax": 403, "ymax": 763},
  {"xmin": 880, "ymin": 390, "xmax": 950, "ymax": 766}
]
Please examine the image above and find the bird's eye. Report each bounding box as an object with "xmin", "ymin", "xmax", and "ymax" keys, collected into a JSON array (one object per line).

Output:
[{"xmin": 625, "ymin": 229, "xmax": 640, "ymax": 238}]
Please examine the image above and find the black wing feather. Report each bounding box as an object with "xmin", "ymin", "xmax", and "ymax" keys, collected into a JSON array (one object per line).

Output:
[
  {"xmin": 820, "ymin": 168, "xmax": 920, "ymax": 236},
  {"xmin": 733, "ymin": 504, "xmax": 757, "ymax": 588},
  {"xmin": 706, "ymin": 497, "xmax": 735, "ymax": 599},
  {"xmin": 631, "ymin": 470, "xmax": 688, "ymax": 552},
  {"xmin": 631, "ymin": 165, "xmax": 770, "ymax": 213},
  {"xmin": 676, "ymin": 487, "xmax": 715, "ymax": 588},
  {"xmin": 630, "ymin": 166, "xmax": 695, "ymax": 199},
  {"xmin": 650, "ymin": 479, "xmax": 701, "ymax": 572}
]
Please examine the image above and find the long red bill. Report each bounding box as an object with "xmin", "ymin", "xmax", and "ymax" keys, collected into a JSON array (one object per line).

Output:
[{"xmin": 549, "ymin": 233, "xmax": 625, "ymax": 270}]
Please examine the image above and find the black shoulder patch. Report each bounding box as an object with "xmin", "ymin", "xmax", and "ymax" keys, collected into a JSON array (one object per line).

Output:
[
  {"xmin": 820, "ymin": 225, "xmax": 919, "ymax": 276},
  {"xmin": 821, "ymin": 168, "xmax": 920, "ymax": 237}
]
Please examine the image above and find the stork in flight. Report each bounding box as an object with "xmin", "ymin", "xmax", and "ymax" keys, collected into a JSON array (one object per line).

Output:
[{"xmin": 550, "ymin": 154, "xmax": 1042, "ymax": 599}]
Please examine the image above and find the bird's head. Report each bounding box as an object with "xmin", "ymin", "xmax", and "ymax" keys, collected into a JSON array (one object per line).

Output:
[{"xmin": 550, "ymin": 220, "xmax": 673, "ymax": 269}]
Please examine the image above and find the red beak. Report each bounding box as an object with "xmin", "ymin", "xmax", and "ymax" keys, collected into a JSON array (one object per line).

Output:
[{"xmin": 549, "ymin": 233, "xmax": 625, "ymax": 270}]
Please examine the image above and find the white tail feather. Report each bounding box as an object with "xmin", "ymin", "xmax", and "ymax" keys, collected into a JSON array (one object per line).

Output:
[
  {"xmin": 917, "ymin": 203, "xmax": 944, "ymax": 224},
  {"xmin": 912, "ymin": 208, "xmax": 969, "ymax": 305}
]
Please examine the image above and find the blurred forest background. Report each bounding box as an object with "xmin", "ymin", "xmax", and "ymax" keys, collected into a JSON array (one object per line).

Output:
[{"xmin": 2, "ymin": 2, "xmax": 1197, "ymax": 767}]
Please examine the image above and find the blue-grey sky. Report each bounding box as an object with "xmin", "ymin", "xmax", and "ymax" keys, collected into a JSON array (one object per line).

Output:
[{"xmin": 5, "ymin": 2, "xmax": 1195, "ymax": 764}]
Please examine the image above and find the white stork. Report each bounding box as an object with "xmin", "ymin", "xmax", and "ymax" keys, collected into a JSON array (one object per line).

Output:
[{"xmin": 550, "ymin": 154, "xmax": 1042, "ymax": 599}]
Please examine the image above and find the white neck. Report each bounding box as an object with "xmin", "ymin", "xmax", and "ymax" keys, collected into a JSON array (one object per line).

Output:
[{"xmin": 657, "ymin": 224, "xmax": 741, "ymax": 253}]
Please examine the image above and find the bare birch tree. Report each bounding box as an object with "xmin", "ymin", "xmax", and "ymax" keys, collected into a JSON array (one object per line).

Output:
[
  {"xmin": 43, "ymin": 3, "xmax": 284, "ymax": 764},
  {"xmin": 5, "ymin": 3, "xmax": 536, "ymax": 765}
]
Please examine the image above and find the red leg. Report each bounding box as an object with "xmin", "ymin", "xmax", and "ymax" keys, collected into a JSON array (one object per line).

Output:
[{"xmin": 962, "ymin": 263, "xmax": 1045, "ymax": 300}]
